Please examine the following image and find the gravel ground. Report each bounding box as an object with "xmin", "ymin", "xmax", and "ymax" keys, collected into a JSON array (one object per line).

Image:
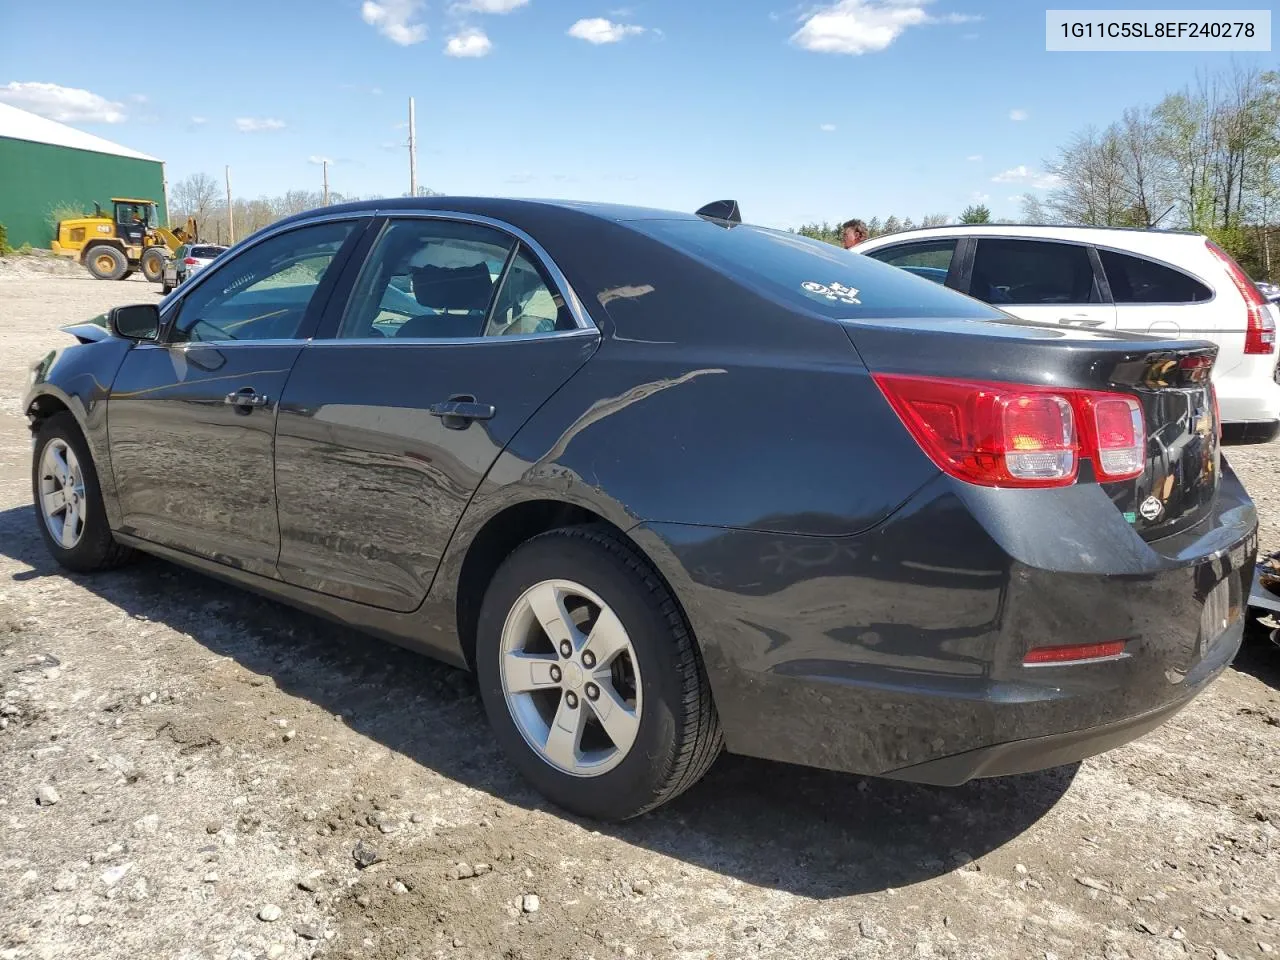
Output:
[{"xmin": 1, "ymin": 267, "xmax": 1278, "ymax": 960}]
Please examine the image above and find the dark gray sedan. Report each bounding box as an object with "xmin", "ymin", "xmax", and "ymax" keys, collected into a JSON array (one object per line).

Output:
[{"xmin": 23, "ymin": 197, "xmax": 1255, "ymax": 819}]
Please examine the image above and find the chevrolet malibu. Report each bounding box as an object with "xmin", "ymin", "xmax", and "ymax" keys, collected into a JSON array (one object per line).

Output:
[{"xmin": 24, "ymin": 198, "xmax": 1256, "ymax": 820}]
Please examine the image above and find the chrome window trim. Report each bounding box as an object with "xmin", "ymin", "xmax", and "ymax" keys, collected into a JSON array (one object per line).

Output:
[
  {"xmin": 307, "ymin": 327, "xmax": 598, "ymax": 347},
  {"xmin": 134, "ymin": 339, "xmax": 314, "ymax": 350}
]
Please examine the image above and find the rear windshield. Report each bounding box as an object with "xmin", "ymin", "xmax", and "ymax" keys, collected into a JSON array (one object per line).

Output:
[
  {"xmin": 630, "ymin": 220, "xmax": 1003, "ymax": 320},
  {"xmin": 191, "ymin": 246, "xmax": 226, "ymax": 259}
]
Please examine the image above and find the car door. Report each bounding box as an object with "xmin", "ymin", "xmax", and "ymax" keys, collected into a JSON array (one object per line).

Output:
[
  {"xmin": 861, "ymin": 238, "xmax": 966, "ymax": 290},
  {"xmin": 963, "ymin": 237, "xmax": 1117, "ymax": 330},
  {"xmin": 106, "ymin": 217, "xmax": 367, "ymax": 576},
  {"xmin": 273, "ymin": 215, "xmax": 599, "ymax": 611}
]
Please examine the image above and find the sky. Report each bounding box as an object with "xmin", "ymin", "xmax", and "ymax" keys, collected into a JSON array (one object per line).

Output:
[{"xmin": 0, "ymin": 1, "xmax": 1275, "ymax": 228}]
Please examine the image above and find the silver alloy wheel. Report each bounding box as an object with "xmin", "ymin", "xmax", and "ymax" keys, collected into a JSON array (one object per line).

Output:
[
  {"xmin": 499, "ymin": 579, "xmax": 643, "ymax": 777},
  {"xmin": 38, "ymin": 438, "xmax": 86, "ymax": 550}
]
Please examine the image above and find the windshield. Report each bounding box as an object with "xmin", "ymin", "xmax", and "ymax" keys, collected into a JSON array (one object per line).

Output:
[{"xmin": 631, "ymin": 219, "xmax": 1004, "ymax": 320}]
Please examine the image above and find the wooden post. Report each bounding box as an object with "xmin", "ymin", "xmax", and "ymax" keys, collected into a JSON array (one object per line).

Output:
[
  {"xmin": 408, "ymin": 97, "xmax": 418, "ymax": 197},
  {"xmin": 225, "ymin": 165, "xmax": 234, "ymax": 244}
]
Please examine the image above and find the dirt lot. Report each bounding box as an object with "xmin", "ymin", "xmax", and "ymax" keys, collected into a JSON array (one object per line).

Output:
[{"xmin": 1, "ymin": 264, "xmax": 1278, "ymax": 960}]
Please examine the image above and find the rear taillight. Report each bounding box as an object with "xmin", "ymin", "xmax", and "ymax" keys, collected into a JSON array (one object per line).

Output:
[
  {"xmin": 1207, "ymin": 240, "xmax": 1275, "ymax": 355},
  {"xmin": 873, "ymin": 374, "xmax": 1147, "ymax": 488},
  {"xmin": 183, "ymin": 257, "xmax": 198, "ymax": 265}
]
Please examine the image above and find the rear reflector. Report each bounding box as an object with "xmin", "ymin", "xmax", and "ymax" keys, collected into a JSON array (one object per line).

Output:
[
  {"xmin": 183, "ymin": 257, "xmax": 198, "ymax": 265},
  {"xmin": 1207, "ymin": 240, "xmax": 1275, "ymax": 355},
  {"xmin": 873, "ymin": 374, "xmax": 1147, "ymax": 488},
  {"xmin": 1023, "ymin": 640, "xmax": 1127, "ymax": 665}
]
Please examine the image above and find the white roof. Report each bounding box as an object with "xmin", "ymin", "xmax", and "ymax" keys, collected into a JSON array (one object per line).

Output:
[{"xmin": 0, "ymin": 101, "xmax": 161, "ymax": 163}]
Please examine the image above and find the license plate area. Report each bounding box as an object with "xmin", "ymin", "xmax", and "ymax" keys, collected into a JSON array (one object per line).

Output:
[{"xmin": 1196, "ymin": 574, "xmax": 1241, "ymax": 658}]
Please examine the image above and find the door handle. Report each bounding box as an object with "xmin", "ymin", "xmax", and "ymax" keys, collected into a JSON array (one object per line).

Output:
[
  {"xmin": 429, "ymin": 395, "xmax": 495, "ymax": 429},
  {"xmin": 224, "ymin": 388, "xmax": 272, "ymax": 409}
]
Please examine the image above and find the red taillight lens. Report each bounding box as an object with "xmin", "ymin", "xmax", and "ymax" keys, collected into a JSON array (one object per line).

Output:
[
  {"xmin": 1023, "ymin": 640, "xmax": 1127, "ymax": 665},
  {"xmin": 873, "ymin": 374, "xmax": 1147, "ymax": 488},
  {"xmin": 1207, "ymin": 240, "xmax": 1275, "ymax": 355},
  {"xmin": 183, "ymin": 257, "xmax": 198, "ymax": 265}
]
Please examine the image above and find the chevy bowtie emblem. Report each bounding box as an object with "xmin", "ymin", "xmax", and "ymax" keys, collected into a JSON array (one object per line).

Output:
[{"xmin": 1139, "ymin": 495, "xmax": 1164, "ymax": 521}]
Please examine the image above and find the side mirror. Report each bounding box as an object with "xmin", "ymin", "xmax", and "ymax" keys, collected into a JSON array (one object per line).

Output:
[{"xmin": 109, "ymin": 304, "xmax": 161, "ymax": 342}]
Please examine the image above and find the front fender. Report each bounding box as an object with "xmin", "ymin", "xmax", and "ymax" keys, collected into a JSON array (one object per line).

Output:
[{"xmin": 23, "ymin": 335, "xmax": 135, "ymax": 529}]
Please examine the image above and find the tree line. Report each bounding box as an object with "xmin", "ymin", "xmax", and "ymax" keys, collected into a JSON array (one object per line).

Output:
[
  {"xmin": 168, "ymin": 172, "xmax": 439, "ymax": 245},
  {"xmin": 795, "ymin": 66, "xmax": 1279, "ymax": 279}
]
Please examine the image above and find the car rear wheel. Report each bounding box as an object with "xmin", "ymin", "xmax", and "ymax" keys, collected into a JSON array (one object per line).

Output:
[
  {"xmin": 475, "ymin": 526, "xmax": 722, "ymax": 820},
  {"xmin": 32, "ymin": 414, "xmax": 134, "ymax": 572},
  {"xmin": 85, "ymin": 245, "xmax": 128, "ymax": 281}
]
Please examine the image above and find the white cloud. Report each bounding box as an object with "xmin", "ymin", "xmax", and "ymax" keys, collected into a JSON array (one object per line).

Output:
[
  {"xmin": 362, "ymin": 0, "xmax": 427, "ymax": 45},
  {"xmin": 820, "ymin": 123, "xmax": 837, "ymax": 132},
  {"xmin": 791, "ymin": 0, "xmax": 977, "ymax": 55},
  {"xmin": 970, "ymin": 191, "xmax": 990, "ymax": 203},
  {"xmin": 190, "ymin": 115, "xmax": 208, "ymax": 125},
  {"xmin": 991, "ymin": 165, "xmax": 1061, "ymax": 189},
  {"xmin": 0, "ymin": 81, "xmax": 126, "ymax": 123},
  {"xmin": 1009, "ymin": 108, "xmax": 1029, "ymax": 121},
  {"xmin": 446, "ymin": 27, "xmax": 493, "ymax": 56},
  {"xmin": 966, "ymin": 154, "xmax": 982, "ymax": 161},
  {"xmin": 129, "ymin": 93, "xmax": 148, "ymax": 104},
  {"xmin": 235, "ymin": 117, "xmax": 286, "ymax": 133},
  {"xmin": 568, "ymin": 17, "xmax": 646, "ymax": 43},
  {"xmin": 309, "ymin": 155, "xmax": 333, "ymax": 165},
  {"xmin": 454, "ymin": 0, "xmax": 527, "ymax": 11}
]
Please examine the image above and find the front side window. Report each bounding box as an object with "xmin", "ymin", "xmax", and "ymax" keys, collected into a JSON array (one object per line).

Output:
[
  {"xmin": 339, "ymin": 219, "xmax": 514, "ymax": 339},
  {"xmin": 864, "ymin": 240, "xmax": 957, "ymax": 286},
  {"xmin": 970, "ymin": 239, "xmax": 1098, "ymax": 306},
  {"xmin": 170, "ymin": 220, "xmax": 356, "ymax": 343},
  {"xmin": 1098, "ymin": 249, "xmax": 1212, "ymax": 304}
]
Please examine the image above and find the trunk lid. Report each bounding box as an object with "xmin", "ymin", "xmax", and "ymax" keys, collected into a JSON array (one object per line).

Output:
[{"xmin": 843, "ymin": 316, "xmax": 1219, "ymax": 542}]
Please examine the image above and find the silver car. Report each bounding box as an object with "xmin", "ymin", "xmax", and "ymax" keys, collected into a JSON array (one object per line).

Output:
[{"xmin": 161, "ymin": 243, "xmax": 227, "ymax": 294}]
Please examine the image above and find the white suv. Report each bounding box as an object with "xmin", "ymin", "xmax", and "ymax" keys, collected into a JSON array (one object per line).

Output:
[{"xmin": 857, "ymin": 225, "xmax": 1280, "ymax": 443}]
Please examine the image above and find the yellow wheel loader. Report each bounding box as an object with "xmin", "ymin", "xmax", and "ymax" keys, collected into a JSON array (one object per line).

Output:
[{"xmin": 51, "ymin": 199, "xmax": 198, "ymax": 282}]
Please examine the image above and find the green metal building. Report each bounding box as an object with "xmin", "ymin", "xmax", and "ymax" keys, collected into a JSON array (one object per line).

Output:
[{"xmin": 0, "ymin": 101, "xmax": 166, "ymax": 249}]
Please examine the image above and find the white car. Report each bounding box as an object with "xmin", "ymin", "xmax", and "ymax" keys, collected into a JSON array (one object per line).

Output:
[
  {"xmin": 857, "ymin": 225, "xmax": 1280, "ymax": 443},
  {"xmin": 160, "ymin": 243, "xmax": 228, "ymax": 295}
]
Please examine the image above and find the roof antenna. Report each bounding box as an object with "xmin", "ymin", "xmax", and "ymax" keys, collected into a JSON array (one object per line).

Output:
[{"xmin": 696, "ymin": 200, "xmax": 741, "ymax": 225}]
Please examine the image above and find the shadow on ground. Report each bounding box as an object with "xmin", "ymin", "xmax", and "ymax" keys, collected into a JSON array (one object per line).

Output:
[{"xmin": 0, "ymin": 503, "xmax": 1076, "ymax": 898}]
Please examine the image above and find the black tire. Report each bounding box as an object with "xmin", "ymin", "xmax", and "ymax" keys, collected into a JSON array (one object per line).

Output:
[
  {"xmin": 475, "ymin": 525, "xmax": 722, "ymax": 820},
  {"xmin": 84, "ymin": 245, "xmax": 128, "ymax": 281},
  {"xmin": 31, "ymin": 413, "xmax": 134, "ymax": 573},
  {"xmin": 140, "ymin": 247, "xmax": 166, "ymax": 283}
]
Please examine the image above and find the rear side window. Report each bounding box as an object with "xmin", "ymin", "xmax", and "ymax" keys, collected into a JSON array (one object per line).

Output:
[
  {"xmin": 629, "ymin": 221, "xmax": 999, "ymax": 319},
  {"xmin": 191, "ymin": 245, "xmax": 225, "ymax": 259},
  {"xmin": 970, "ymin": 239, "xmax": 1099, "ymax": 306},
  {"xmin": 1098, "ymin": 249, "xmax": 1211, "ymax": 304},
  {"xmin": 864, "ymin": 240, "xmax": 956, "ymax": 286}
]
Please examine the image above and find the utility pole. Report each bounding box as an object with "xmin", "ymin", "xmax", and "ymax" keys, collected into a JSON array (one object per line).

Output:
[
  {"xmin": 322, "ymin": 159, "xmax": 330, "ymax": 206},
  {"xmin": 408, "ymin": 96, "xmax": 418, "ymax": 197},
  {"xmin": 225, "ymin": 165, "xmax": 234, "ymax": 244}
]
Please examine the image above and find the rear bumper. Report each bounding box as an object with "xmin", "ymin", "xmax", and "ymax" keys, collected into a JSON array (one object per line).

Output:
[
  {"xmin": 636, "ymin": 467, "xmax": 1257, "ymax": 783},
  {"xmin": 1216, "ymin": 368, "xmax": 1280, "ymax": 431},
  {"xmin": 881, "ymin": 618, "xmax": 1241, "ymax": 784}
]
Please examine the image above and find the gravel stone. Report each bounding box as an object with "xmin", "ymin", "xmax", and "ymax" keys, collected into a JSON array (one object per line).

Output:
[
  {"xmin": 521, "ymin": 894, "xmax": 540, "ymax": 913},
  {"xmin": 35, "ymin": 784, "xmax": 60, "ymax": 806},
  {"xmin": 295, "ymin": 923, "xmax": 322, "ymax": 940},
  {"xmin": 352, "ymin": 840, "xmax": 379, "ymax": 868},
  {"xmin": 51, "ymin": 872, "xmax": 76, "ymax": 892},
  {"xmin": 258, "ymin": 904, "xmax": 283, "ymax": 922}
]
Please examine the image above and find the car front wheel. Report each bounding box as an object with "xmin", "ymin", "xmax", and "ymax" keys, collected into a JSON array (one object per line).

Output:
[
  {"xmin": 475, "ymin": 526, "xmax": 722, "ymax": 820},
  {"xmin": 32, "ymin": 413, "xmax": 134, "ymax": 572}
]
